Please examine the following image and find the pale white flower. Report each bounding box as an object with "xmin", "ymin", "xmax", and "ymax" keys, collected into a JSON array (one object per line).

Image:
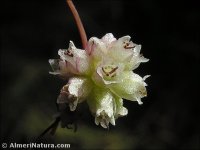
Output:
[{"xmin": 49, "ymin": 33, "xmax": 150, "ymax": 128}]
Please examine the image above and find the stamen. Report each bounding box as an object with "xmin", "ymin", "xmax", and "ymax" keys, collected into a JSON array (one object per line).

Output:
[
  {"xmin": 64, "ymin": 50, "xmax": 74, "ymax": 57},
  {"xmin": 123, "ymin": 41, "xmax": 135, "ymax": 49},
  {"xmin": 109, "ymin": 66, "xmax": 118, "ymax": 74},
  {"xmin": 102, "ymin": 66, "xmax": 118, "ymax": 77},
  {"xmin": 124, "ymin": 45, "xmax": 135, "ymax": 49},
  {"xmin": 102, "ymin": 67, "xmax": 109, "ymax": 76}
]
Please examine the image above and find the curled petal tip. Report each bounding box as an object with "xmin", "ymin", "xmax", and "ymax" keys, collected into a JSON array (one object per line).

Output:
[
  {"xmin": 138, "ymin": 100, "xmax": 143, "ymax": 105},
  {"xmin": 143, "ymin": 75, "xmax": 151, "ymax": 80}
]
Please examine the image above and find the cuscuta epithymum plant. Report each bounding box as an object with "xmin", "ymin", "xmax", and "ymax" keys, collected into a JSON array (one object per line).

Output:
[{"xmin": 39, "ymin": 0, "xmax": 150, "ymax": 137}]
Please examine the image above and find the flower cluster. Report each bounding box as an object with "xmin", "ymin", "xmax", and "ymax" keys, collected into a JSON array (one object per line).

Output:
[{"xmin": 49, "ymin": 33, "xmax": 149, "ymax": 128}]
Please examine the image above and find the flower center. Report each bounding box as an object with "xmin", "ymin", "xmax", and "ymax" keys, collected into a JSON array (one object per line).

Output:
[{"xmin": 102, "ymin": 65, "xmax": 118, "ymax": 78}]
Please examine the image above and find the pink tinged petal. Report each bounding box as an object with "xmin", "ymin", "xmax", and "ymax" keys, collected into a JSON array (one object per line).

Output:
[
  {"xmin": 75, "ymin": 53, "xmax": 90, "ymax": 74},
  {"xmin": 66, "ymin": 61, "xmax": 79, "ymax": 75},
  {"xmin": 58, "ymin": 48, "xmax": 75, "ymax": 67},
  {"xmin": 58, "ymin": 41, "xmax": 90, "ymax": 74},
  {"xmin": 49, "ymin": 59, "xmax": 71, "ymax": 77},
  {"xmin": 88, "ymin": 37, "xmax": 107, "ymax": 57},
  {"xmin": 68, "ymin": 41, "xmax": 90, "ymax": 73},
  {"xmin": 49, "ymin": 59, "xmax": 62, "ymax": 75},
  {"xmin": 101, "ymin": 33, "xmax": 116, "ymax": 46}
]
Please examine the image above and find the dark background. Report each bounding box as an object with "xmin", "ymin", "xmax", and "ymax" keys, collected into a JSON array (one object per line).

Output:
[{"xmin": 1, "ymin": 0, "xmax": 199, "ymax": 149}]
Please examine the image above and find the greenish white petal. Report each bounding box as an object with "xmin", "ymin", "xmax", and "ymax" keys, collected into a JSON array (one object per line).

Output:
[
  {"xmin": 121, "ymin": 44, "xmax": 149, "ymax": 70},
  {"xmin": 107, "ymin": 36, "xmax": 135, "ymax": 62},
  {"xmin": 87, "ymin": 87, "xmax": 115, "ymax": 128},
  {"xmin": 113, "ymin": 96, "xmax": 128, "ymax": 118},
  {"xmin": 109, "ymin": 71, "xmax": 148, "ymax": 105}
]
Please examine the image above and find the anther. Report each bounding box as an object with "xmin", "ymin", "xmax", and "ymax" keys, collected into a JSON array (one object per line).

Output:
[{"xmin": 64, "ymin": 50, "xmax": 74, "ymax": 57}]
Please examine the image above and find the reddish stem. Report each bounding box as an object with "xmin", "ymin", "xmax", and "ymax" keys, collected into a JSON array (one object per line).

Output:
[{"xmin": 66, "ymin": 0, "xmax": 87, "ymax": 49}]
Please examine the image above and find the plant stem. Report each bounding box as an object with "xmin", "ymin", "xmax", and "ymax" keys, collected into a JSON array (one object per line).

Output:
[{"xmin": 66, "ymin": 0, "xmax": 87, "ymax": 49}]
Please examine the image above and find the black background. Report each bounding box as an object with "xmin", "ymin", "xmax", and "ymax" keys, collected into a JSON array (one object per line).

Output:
[{"xmin": 1, "ymin": 0, "xmax": 199, "ymax": 149}]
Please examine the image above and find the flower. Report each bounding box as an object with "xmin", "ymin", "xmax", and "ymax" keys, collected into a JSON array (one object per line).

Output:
[{"xmin": 49, "ymin": 33, "xmax": 150, "ymax": 128}]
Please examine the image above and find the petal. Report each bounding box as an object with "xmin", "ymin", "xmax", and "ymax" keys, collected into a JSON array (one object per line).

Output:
[
  {"xmin": 143, "ymin": 75, "xmax": 151, "ymax": 81},
  {"xmin": 49, "ymin": 59, "xmax": 80, "ymax": 78},
  {"xmin": 95, "ymin": 111, "xmax": 115, "ymax": 128},
  {"xmin": 126, "ymin": 45, "xmax": 149, "ymax": 70},
  {"xmin": 89, "ymin": 87, "xmax": 114, "ymax": 116},
  {"xmin": 131, "ymin": 56, "xmax": 149, "ymax": 70},
  {"xmin": 118, "ymin": 107, "xmax": 128, "ymax": 116},
  {"xmin": 107, "ymin": 35, "xmax": 137, "ymax": 62},
  {"xmin": 101, "ymin": 33, "xmax": 116, "ymax": 46},
  {"xmin": 87, "ymin": 34, "xmax": 116, "ymax": 61},
  {"xmin": 108, "ymin": 71, "xmax": 148, "ymax": 105},
  {"xmin": 49, "ymin": 59, "xmax": 72, "ymax": 77},
  {"xmin": 87, "ymin": 87, "xmax": 116, "ymax": 128},
  {"xmin": 58, "ymin": 41, "xmax": 90, "ymax": 74},
  {"xmin": 88, "ymin": 37, "xmax": 107, "ymax": 58},
  {"xmin": 68, "ymin": 77, "xmax": 92, "ymax": 100},
  {"xmin": 109, "ymin": 115, "xmax": 115, "ymax": 126},
  {"xmin": 57, "ymin": 84, "xmax": 79, "ymax": 111},
  {"xmin": 57, "ymin": 77, "xmax": 92, "ymax": 111},
  {"xmin": 113, "ymin": 96, "xmax": 128, "ymax": 118}
]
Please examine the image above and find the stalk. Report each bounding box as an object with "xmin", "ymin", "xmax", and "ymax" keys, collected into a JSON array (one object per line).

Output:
[{"xmin": 66, "ymin": 0, "xmax": 87, "ymax": 49}]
